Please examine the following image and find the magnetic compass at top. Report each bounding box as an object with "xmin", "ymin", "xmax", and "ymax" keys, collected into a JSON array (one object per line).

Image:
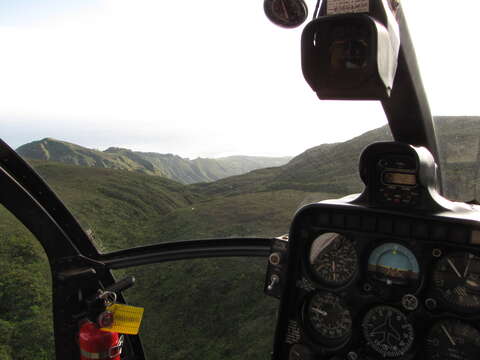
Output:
[{"xmin": 264, "ymin": 0, "xmax": 308, "ymax": 28}]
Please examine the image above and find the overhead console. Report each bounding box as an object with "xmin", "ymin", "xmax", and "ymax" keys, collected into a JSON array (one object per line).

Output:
[{"xmin": 265, "ymin": 142, "xmax": 480, "ymax": 360}]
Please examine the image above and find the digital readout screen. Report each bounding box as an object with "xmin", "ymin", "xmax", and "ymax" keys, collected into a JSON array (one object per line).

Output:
[{"xmin": 383, "ymin": 172, "xmax": 416, "ymax": 186}]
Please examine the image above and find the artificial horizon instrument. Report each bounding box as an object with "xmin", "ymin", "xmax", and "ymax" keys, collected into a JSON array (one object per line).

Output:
[{"xmin": 1, "ymin": 0, "xmax": 479, "ymax": 359}]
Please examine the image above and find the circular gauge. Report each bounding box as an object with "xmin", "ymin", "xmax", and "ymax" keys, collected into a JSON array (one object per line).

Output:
[
  {"xmin": 264, "ymin": 0, "xmax": 308, "ymax": 28},
  {"xmin": 368, "ymin": 243, "xmax": 420, "ymax": 286},
  {"xmin": 362, "ymin": 306, "xmax": 415, "ymax": 357},
  {"xmin": 425, "ymin": 320, "xmax": 480, "ymax": 360},
  {"xmin": 306, "ymin": 292, "xmax": 352, "ymax": 346},
  {"xmin": 309, "ymin": 233, "xmax": 358, "ymax": 287},
  {"xmin": 433, "ymin": 252, "xmax": 480, "ymax": 311}
]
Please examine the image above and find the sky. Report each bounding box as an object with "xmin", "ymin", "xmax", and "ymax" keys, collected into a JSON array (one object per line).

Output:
[{"xmin": 1, "ymin": 0, "xmax": 479, "ymax": 159}]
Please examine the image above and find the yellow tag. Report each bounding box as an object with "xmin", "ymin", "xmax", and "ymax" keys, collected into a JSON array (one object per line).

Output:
[{"xmin": 100, "ymin": 304, "xmax": 144, "ymax": 335}]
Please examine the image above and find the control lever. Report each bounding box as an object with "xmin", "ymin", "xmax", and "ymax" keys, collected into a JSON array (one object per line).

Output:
[
  {"xmin": 268, "ymin": 274, "xmax": 280, "ymax": 291},
  {"xmin": 104, "ymin": 276, "xmax": 136, "ymax": 294}
]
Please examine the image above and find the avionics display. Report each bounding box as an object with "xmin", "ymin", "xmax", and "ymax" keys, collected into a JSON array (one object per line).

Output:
[{"xmin": 382, "ymin": 171, "xmax": 416, "ymax": 186}]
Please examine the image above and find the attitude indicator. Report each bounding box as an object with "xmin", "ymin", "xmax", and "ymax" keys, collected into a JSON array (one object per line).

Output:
[{"xmin": 368, "ymin": 243, "xmax": 420, "ymax": 286}]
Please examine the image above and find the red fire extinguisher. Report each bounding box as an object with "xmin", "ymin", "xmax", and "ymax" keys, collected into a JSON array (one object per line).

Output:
[{"xmin": 79, "ymin": 321, "xmax": 123, "ymax": 360}]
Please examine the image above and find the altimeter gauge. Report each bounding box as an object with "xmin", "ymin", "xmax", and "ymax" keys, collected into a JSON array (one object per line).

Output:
[
  {"xmin": 425, "ymin": 320, "xmax": 480, "ymax": 360},
  {"xmin": 362, "ymin": 306, "xmax": 414, "ymax": 357},
  {"xmin": 309, "ymin": 232, "xmax": 358, "ymax": 287},
  {"xmin": 433, "ymin": 252, "xmax": 480, "ymax": 312},
  {"xmin": 305, "ymin": 292, "xmax": 352, "ymax": 346}
]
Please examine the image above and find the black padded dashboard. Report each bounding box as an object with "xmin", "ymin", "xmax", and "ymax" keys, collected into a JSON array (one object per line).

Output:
[{"xmin": 267, "ymin": 142, "xmax": 480, "ymax": 360}]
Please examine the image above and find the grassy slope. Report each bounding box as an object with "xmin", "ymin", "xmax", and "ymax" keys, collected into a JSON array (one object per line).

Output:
[
  {"xmin": 121, "ymin": 258, "xmax": 279, "ymax": 360},
  {"xmin": 28, "ymin": 160, "xmax": 203, "ymax": 250},
  {"xmin": 0, "ymin": 208, "xmax": 54, "ymax": 360},
  {"xmin": 435, "ymin": 117, "xmax": 480, "ymax": 201}
]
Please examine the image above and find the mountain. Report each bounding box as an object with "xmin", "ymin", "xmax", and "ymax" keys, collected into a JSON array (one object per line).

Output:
[
  {"xmin": 194, "ymin": 116, "xmax": 480, "ymax": 202},
  {"xmin": 2, "ymin": 116, "xmax": 480, "ymax": 359},
  {"xmin": 193, "ymin": 125, "xmax": 393, "ymax": 197},
  {"xmin": 16, "ymin": 138, "xmax": 292, "ymax": 184}
]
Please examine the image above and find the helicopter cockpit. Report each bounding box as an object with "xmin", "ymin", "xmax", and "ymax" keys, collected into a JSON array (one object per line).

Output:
[
  {"xmin": 263, "ymin": 2, "xmax": 480, "ymax": 359},
  {"xmin": 265, "ymin": 140, "xmax": 480, "ymax": 359},
  {"xmin": 0, "ymin": 0, "xmax": 479, "ymax": 359}
]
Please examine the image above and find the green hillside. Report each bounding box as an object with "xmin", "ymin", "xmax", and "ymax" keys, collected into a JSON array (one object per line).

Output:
[
  {"xmin": 193, "ymin": 116, "xmax": 480, "ymax": 202},
  {"xmin": 0, "ymin": 208, "xmax": 54, "ymax": 359},
  {"xmin": 16, "ymin": 139, "xmax": 292, "ymax": 185},
  {"xmin": 1, "ymin": 116, "xmax": 480, "ymax": 359},
  {"xmin": 434, "ymin": 116, "xmax": 480, "ymax": 201},
  {"xmin": 193, "ymin": 125, "xmax": 393, "ymax": 197}
]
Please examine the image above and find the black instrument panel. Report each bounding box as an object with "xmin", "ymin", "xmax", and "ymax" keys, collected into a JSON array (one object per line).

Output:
[{"xmin": 270, "ymin": 203, "xmax": 480, "ymax": 360}]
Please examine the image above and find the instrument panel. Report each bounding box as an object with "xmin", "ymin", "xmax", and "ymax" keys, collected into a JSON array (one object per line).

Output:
[
  {"xmin": 269, "ymin": 209, "xmax": 480, "ymax": 360},
  {"xmin": 266, "ymin": 143, "xmax": 480, "ymax": 360}
]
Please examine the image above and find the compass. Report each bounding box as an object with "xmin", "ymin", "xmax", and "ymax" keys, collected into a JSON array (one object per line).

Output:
[{"xmin": 264, "ymin": 0, "xmax": 308, "ymax": 28}]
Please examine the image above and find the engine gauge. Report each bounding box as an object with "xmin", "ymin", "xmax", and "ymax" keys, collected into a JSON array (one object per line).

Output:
[
  {"xmin": 305, "ymin": 292, "xmax": 352, "ymax": 346},
  {"xmin": 433, "ymin": 252, "xmax": 480, "ymax": 312},
  {"xmin": 425, "ymin": 320, "xmax": 480, "ymax": 360},
  {"xmin": 368, "ymin": 243, "xmax": 420, "ymax": 286},
  {"xmin": 309, "ymin": 233, "xmax": 358, "ymax": 287},
  {"xmin": 362, "ymin": 306, "xmax": 414, "ymax": 357}
]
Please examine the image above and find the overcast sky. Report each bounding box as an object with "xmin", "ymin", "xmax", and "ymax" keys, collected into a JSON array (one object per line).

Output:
[{"xmin": 1, "ymin": 0, "xmax": 479, "ymax": 158}]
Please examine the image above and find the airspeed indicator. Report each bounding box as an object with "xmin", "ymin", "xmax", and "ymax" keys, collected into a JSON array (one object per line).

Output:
[{"xmin": 309, "ymin": 233, "xmax": 357, "ymax": 287}]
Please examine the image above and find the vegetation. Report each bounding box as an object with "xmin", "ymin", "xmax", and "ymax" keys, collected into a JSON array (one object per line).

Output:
[
  {"xmin": 0, "ymin": 209, "xmax": 53, "ymax": 360},
  {"xmin": 122, "ymin": 259, "xmax": 279, "ymax": 360},
  {"xmin": 0, "ymin": 116, "xmax": 479, "ymax": 358}
]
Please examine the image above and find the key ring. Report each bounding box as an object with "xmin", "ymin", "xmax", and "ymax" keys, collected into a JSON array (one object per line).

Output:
[{"xmin": 97, "ymin": 290, "xmax": 117, "ymax": 307}]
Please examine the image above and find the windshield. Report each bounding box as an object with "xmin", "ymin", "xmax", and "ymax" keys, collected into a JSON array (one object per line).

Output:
[{"xmin": 2, "ymin": 1, "xmax": 479, "ymax": 246}]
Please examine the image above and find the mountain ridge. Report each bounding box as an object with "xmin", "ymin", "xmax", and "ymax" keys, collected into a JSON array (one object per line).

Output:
[
  {"xmin": 16, "ymin": 138, "xmax": 292, "ymax": 184},
  {"xmin": 191, "ymin": 116, "xmax": 480, "ymax": 201}
]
